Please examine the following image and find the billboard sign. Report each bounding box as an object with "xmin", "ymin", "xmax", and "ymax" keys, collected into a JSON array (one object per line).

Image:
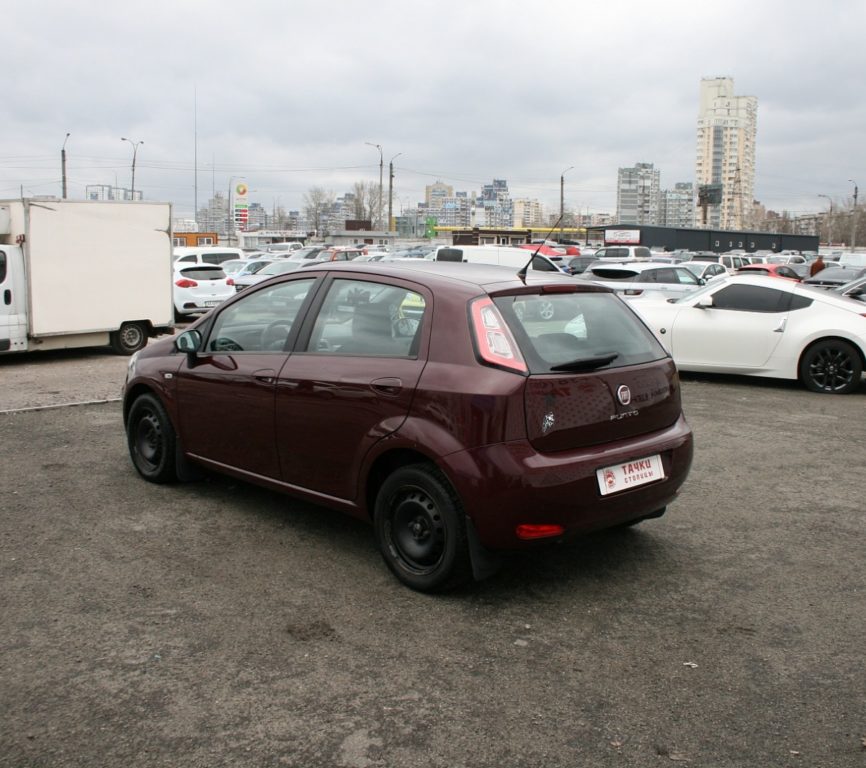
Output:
[{"xmin": 605, "ymin": 229, "xmax": 641, "ymax": 244}]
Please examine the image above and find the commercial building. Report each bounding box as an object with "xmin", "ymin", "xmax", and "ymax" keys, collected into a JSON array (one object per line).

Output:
[{"xmin": 695, "ymin": 77, "xmax": 757, "ymax": 230}]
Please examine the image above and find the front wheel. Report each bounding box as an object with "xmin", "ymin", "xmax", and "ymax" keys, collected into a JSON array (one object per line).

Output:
[
  {"xmin": 126, "ymin": 394, "xmax": 178, "ymax": 483},
  {"xmin": 374, "ymin": 464, "xmax": 472, "ymax": 592},
  {"xmin": 111, "ymin": 322, "xmax": 148, "ymax": 355},
  {"xmin": 799, "ymin": 340, "xmax": 863, "ymax": 394}
]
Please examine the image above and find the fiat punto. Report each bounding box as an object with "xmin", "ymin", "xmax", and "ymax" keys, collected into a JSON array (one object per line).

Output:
[{"xmin": 124, "ymin": 261, "xmax": 693, "ymax": 591}]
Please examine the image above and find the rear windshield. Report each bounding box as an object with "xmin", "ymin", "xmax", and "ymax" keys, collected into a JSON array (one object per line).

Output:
[
  {"xmin": 179, "ymin": 266, "xmax": 227, "ymax": 280},
  {"xmin": 494, "ymin": 291, "xmax": 668, "ymax": 373}
]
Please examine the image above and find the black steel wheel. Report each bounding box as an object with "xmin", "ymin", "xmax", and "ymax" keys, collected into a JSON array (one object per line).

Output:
[
  {"xmin": 374, "ymin": 464, "xmax": 471, "ymax": 592},
  {"xmin": 126, "ymin": 394, "xmax": 177, "ymax": 483},
  {"xmin": 799, "ymin": 339, "xmax": 863, "ymax": 394},
  {"xmin": 111, "ymin": 322, "xmax": 148, "ymax": 355}
]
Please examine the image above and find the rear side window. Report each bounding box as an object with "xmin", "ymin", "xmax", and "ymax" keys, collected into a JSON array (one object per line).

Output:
[
  {"xmin": 589, "ymin": 268, "xmax": 638, "ymax": 280},
  {"xmin": 306, "ymin": 278, "xmax": 426, "ymax": 357},
  {"xmin": 495, "ymin": 292, "xmax": 668, "ymax": 373},
  {"xmin": 531, "ymin": 256, "xmax": 560, "ymax": 272},
  {"xmin": 634, "ymin": 247, "xmax": 652, "ymax": 259}
]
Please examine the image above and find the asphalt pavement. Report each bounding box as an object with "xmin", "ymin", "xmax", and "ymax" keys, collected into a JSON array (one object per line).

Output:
[{"xmin": 1, "ymin": 350, "xmax": 864, "ymax": 767}]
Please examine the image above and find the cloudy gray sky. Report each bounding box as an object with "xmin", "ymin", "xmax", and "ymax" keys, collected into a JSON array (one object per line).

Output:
[{"xmin": 2, "ymin": 0, "xmax": 863, "ymax": 221}]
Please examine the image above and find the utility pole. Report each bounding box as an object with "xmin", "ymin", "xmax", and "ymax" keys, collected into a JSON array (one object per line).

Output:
[
  {"xmin": 121, "ymin": 137, "xmax": 144, "ymax": 199},
  {"xmin": 560, "ymin": 166, "xmax": 573, "ymax": 242},
  {"xmin": 365, "ymin": 142, "xmax": 383, "ymax": 229},
  {"xmin": 61, "ymin": 133, "xmax": 70, "ymax": 199},
  {"xmin": 849, "ymin": 179, "xmax": 859, "ymax": 249},
  {"xmin": 388, "ymin": 153, "xmax": 402, "ymax": 233}
]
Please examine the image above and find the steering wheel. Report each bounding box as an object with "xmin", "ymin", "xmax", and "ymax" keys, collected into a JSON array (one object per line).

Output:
[{"xmin": 211, "ymin": 337, "xmax": 243, "ymax": 352}]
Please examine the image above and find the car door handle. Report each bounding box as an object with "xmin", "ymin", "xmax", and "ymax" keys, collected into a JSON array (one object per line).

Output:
[
  {"xmin": 371, "ymin": 377, "xmax": 403, "ymax": 396},
  {"xmin": 4, "ymin": 289, "xmax": 10, "ymax": 306},
  {"xmin": 252, "ymin": 369, "xmax": 277, "ymax": 384}
]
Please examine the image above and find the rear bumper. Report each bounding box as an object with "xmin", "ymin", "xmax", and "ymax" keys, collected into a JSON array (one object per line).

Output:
[{"xmin": 439, "ymin": 415, "xmax": 693, "ymax": 550}]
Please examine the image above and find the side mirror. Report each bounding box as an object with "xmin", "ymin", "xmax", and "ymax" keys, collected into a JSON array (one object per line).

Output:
[
  {"xmin": 175, "ymin": 329, "xmax": 202, "ymax": 364},
  {"xmin": 696, "ymin": 295, "xmax": 713, "ymax": 309},
  {"xmin": 698, "ymin": 278, "xmax": 706, "ymax": 286}
]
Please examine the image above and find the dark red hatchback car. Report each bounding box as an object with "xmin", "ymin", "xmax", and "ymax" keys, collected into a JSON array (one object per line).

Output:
[{"xmin": 124, "ymin": 261, "xmax": 693, "ymax": 591}]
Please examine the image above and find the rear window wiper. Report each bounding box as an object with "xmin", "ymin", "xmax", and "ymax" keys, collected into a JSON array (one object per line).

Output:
[{"xmin": 549, "ymin": 353, "xmax": 619, "ymax": 371}]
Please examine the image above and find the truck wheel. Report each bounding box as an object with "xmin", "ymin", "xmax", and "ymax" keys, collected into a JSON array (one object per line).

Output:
[{"xmin": 111, "ymin": 322, "xmax": 147, "ymax": 355}]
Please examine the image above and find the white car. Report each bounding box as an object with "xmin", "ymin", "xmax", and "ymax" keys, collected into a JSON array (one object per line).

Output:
[
  {"xmin": 580, "ymin": 261, "xmax": 703, "ymax": 299},
  {"xmin": 632, "ymin": 275, "xmax": 866, "ymax": 394},
  {"xmin": 173, "ymin": 264, "xmax": 235, "ymax": 320},
  {"xmin": 683, "ymin": 261, "xmax": 728, "ymax": 282},
  {"xmin": 231, "ymin": 259, "xmax": 304, "ymax": 291}
]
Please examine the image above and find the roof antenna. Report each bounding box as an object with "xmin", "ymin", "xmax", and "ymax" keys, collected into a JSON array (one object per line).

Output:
[{"xmin": 517, "ymin": 214, "xmax": 562, "ymax": 284}]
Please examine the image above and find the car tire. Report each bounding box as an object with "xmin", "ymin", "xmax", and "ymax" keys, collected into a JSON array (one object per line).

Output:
[
  {"xmin": 799, "ymin": 339, "xmax": 863, "ymax": 394},
  {"xmin": 374, "ymin": 463, "xmax": 472, "ymax": 592},
  {"xmin": 110, "ymin": 322, "xmax": 148, "ymax": 355},
  {"xmin": 127, "ymin": 393, "xmax": 178, "ymax": 483}
]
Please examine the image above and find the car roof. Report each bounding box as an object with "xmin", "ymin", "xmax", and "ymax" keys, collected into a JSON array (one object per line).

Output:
[{"xmin": 286, "ymin": 258, "xmax": 605, "ymax": 294}]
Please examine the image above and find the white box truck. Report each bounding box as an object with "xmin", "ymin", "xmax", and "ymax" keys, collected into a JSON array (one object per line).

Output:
[{"xmin": 0, "ymin": 198, "xmax": 174, "ymax": 355}]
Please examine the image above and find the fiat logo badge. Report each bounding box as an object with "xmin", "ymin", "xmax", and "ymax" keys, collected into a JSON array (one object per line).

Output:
[{"xmin": 616, "ymin": 385, "xmax": 631, "ymax": 406}]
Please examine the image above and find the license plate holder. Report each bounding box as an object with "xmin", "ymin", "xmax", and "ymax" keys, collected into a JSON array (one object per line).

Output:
[{"xmin": 597, "ymin": 454, "xmax": 664, "ymax": 496}]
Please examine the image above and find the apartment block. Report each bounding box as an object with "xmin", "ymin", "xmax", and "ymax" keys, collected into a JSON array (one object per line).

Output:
[
  {"xmin": 616, "ymin": 163, "xmax": 660, "ymax": 224},
  {"xmin": 660, "ymin": 182, "xmax": 695, "ymax": 228},
  {"xmin": 695, "ymin": 76, "xmax": 757, "ymax": 229}
]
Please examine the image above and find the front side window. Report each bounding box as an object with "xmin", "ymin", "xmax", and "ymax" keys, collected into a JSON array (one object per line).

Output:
[
  {"xmin": 206, "ymin": 278, "xmax": 316, "ymax": 353},
  {"xmin": 711, "ymin": 284, "xmax": 789, "ymax": 313},
  {"xmin": 306, "ymin": 279, "xmax": 426, "ymax": 357}
]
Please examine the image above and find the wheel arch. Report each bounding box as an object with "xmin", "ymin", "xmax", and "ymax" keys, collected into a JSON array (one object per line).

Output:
[
  {"xmin": 363, "ymin": 448, "xmax": 443, "ymax": 520},
  {"xmin": 797, "ymin": 334, "xmax": 866, "ymax": 374}
]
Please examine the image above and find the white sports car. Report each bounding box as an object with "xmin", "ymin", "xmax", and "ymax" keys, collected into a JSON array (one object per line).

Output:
[{"xmin": 631, "ymin": 275, "xmax": 866, "ymax": 394}]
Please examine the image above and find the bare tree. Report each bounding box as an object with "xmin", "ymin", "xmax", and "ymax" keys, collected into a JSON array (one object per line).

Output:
[
  {"xmin": 351, "ymin": 181, "xmax": 377, "ymax": 221},
  {"xmin": 302, "ymin": 186, "xmax": 335, "ymax": 236}
]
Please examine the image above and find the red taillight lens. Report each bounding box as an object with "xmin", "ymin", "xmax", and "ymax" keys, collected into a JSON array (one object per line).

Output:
[
  {"xmin": 469, "ymin": 297, "xmax": 527, "ymax": 374},
  {"xmin": 226, "ymin": 277, "xmax": 234, "ymax": 286},
  {"xmin": 516, "ymin": 524, "xmax": 565, "ymax": 540},
  {"xmin": 175, "ymin": 278, "xmax": 198, "ymax": 288}
]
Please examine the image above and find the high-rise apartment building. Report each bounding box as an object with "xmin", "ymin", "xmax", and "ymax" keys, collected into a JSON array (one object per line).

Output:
[
  {"xmin": 695, "ymin": 77, "xmax": 757, "ymax": 230},
  {"xmin": 616, "ymin": 163, "xmax": 660, "ymax": 224},
  {"xmin": 660, "ymin": 182, "xmax": 695, "ymax": 228}
]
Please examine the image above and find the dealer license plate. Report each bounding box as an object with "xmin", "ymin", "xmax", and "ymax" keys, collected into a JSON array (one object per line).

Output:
[{"xmin": 596, "ymin": 454, "xmax": 664, "ymax": 496}]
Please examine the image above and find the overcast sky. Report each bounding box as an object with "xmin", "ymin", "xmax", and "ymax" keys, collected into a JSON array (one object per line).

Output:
[{"xmin": 2, "ymin": 0, "xmax": 863, "ymax": 221}]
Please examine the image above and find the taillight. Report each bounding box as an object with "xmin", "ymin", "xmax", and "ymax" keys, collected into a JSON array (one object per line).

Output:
[
  {"xmin": 226, "ymin": 277, "xmax": 234, "ymax": 286},
  {"xmin": 516, "ymin": 524, "xmax": 565, "ymax": 540},
  {"xmin": 469, "ymin": 297, "xmax": 527, "ymax": 374},
  {"xmin": 175, "ymin": 278, "xmax": 197, "ymax": 288}
]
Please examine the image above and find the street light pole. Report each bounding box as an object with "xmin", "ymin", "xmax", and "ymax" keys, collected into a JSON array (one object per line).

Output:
[
  {"xmin": 61, "ymin": 133, "xmax": 70, "ymax": 199},
  {"xmin": 818, "ymin": 194, "xmax": 833, "ymax": 244},
  {"xmin": 365, "ymin": 142, "xmax": 383, "ymax": 229},
  {"xmin": 388, "ymin": 152, "xmax": 402, "ymax": 233},
  {"xmin": 849, "ymin": 179, "xmax": 859, "ymax": 249},
  {"xmin": 560, "ymin": 166, "xmax": 574, "ymax": 242},
  {"xmin": 120, "ymin": 137, "xmax": 144, "ymax": 199}
]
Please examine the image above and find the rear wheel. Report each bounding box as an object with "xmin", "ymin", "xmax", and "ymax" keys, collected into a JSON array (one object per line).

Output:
[
  {"xmin": 374, "ymin": 464, "xmax": 472, "ymax": 592},
  {"xmin": 799, "ymin": 340, "xmax": 863, "ymax": 394},
  {"xmin": 126, "ymin": 394, "xmax": 177, "ymax": 483},
  {"xmin": 111, "ymin": 322, "xmax": 147, "ymax": 355}
]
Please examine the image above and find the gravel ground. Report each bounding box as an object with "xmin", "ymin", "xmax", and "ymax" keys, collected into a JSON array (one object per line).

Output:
[{"xmin": 1, "ymin": 349, "xmax": 864, "ymax": 767}]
